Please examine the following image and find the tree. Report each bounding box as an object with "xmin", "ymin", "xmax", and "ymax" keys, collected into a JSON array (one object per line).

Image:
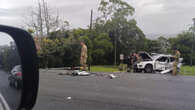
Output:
[
  {"xmin": 157, "ymin": 36, "xmax": 170, "ymax": 53},
  {"xmin": 0, "ymin": 43, "xmax": 21, "ymax": 71},
  {"xmin": 144, "ymin": 39, "xmax": 161, "ymax": 53},
  {"xmin": 98, "ymin": 0, "xmax": 135, "ymax": 23},
  {"xmin": 92, "ymin": 33, "xmax": 113, "ymax": 64},
  {"xmin": 96, "ymin": 0, "xmax": 145, "ymax": 64},
  {"xmin": 168, "ymin": 31, "xmax": 195, "ymax": 65},
  {"xmin": 25, "ymin": 0, "xmax": 69, "ymax": 37}
]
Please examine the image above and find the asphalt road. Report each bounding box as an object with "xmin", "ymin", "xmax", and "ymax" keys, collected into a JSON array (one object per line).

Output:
[
  {"xmin": 0, "ymin": 70, "xmax": 21, "ymax": 110},
  {"xmin": 34, "ymin": 70, "xmax": 195, "ymax": 110}
]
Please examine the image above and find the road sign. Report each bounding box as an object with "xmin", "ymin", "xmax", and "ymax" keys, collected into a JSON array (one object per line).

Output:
[{"xmin": 120, "ymin": 54, "xmax": 124, "ymax": 60}]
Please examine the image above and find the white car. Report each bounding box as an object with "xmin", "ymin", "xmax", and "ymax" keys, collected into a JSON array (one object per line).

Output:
[{"xmin": 134, "ymin": 52, "xmax": 183, "ymax": 73}]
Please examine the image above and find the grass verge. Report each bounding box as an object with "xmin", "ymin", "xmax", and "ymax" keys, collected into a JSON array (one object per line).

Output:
[
  {"xmin": 90, "ymin": 65, "xmax": 118, "ymax": 72},
  {"xmin": 180, "ymin": 66, "xmax": 195, "ymax": 76}
]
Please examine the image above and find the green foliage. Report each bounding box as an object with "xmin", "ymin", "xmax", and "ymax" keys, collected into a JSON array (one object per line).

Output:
[
  {"xmin": 38, "ymin": 37, "xmax": 80, "ymax": 68},
  {"xmin": 144, "ymin": 39, "xmax": 161, "ymax": 53},
  {"xmin": 27, "ymin": 28, "xmax": 35, "ymax": 34},
  {"xmin": 168, "ymin": 31, "xmax": 195, "ymax": 65},
  {"xmin": 98, "ymin": 0, "xmax": 135, "ymax": 22},
  {"xmin": 180, "ymin": 66, "xmax": 195, "ymax": 76},
  {"xmin": 36, "ymin": 0, "xmax": 195, "ymax": 67},
  {"xmin": 90, "ymin": 65, "xmax": 118, "ymax": 72},
  {"xmin": 157, "ymin": 36, "xmax": 170, "ymax": 53},
  {"xmin": 96, "ymin": 0, "xmax": 145, "ymax": 64},
  {"xmin": 0, "ymin": 44, "xmax": 21, "ymax": 71},
  {"xmin": 92, "ymin": 33, "xmax": 113, "ymax": 64}
]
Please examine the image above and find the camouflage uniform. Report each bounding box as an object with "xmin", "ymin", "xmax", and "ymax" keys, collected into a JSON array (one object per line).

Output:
[
  {"xmin": 172, "ymin": 50, "xmax": 181, "ymax": 76},
  {"xmin": 135, "ymin": 54, "xmax": 142, "ymax": 63},
  {"xmin": 80, "ymin": 44, "xmax": 88, "ymax": 71}
]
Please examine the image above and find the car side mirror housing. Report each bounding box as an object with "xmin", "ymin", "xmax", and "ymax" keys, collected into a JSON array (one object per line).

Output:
[{"xmin": 0, "ymin": 25, "xmax": 39, "ymax": 110}]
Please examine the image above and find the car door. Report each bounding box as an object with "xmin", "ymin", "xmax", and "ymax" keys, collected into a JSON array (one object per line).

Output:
[
  {"xmin": 168, "ymin": 56, "xmax": 175, "ymax": 69},
  {"xmin": 155, "ymin": 56, "xmax": 169, "ymax": 71}
]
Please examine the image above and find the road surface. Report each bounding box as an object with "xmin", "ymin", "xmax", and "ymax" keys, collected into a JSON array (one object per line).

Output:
[{"xmin": 34, "ymin": 69, "xmax": 195, "ymax": 110}]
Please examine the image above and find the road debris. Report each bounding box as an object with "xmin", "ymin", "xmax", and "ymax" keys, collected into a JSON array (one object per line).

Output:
[
  {"xmin": 160, "ymin": 63, "xmax": 182, "ymax": 74},
  {"xmin": 108, "ymin": 74, "xmax": 117, "ymax": 79},
  {"xmin": 66, "ymin": 97, "xmax": 72, "ymax": 100},
  {"xmin": 160, "ymin": 69, "xmax": 172, "ymax": 74},
  {"xmin": 58, "ymin": 71, "xmax": 73, "ymax": 75},
  {"xmin": 72, "ymin": 70, "xmax": 91, "ymax": 76}
]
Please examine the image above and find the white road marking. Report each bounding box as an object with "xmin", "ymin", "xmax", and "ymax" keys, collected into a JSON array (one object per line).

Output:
[{"xmin": 0, "ymin": 93, "xmax": 10, "ymax": 110}]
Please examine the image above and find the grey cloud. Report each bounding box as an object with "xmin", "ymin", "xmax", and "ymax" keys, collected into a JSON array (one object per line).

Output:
[
  {"xmin": 133, "ymin": 0, "xmax": 195, "ymax": 35},
  {"xmin": 53, "ymin": 0, "xmax": 99, "ymax": 28},
  {"xmin": 0, "ymin": 8, "xmax": 24, "ymax": 17}
]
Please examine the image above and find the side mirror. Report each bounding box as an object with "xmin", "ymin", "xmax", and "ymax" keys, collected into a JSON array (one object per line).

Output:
[{"xmin": 0, "ymin": 25, "xmax": 39, "ymax": 110}]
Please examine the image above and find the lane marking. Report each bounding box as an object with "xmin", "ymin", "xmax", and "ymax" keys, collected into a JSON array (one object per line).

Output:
[{"xmin": 0, "ymin": 93, "xmax": 10, "ymax": 110}]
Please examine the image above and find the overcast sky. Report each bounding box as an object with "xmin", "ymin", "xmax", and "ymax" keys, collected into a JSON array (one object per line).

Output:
[{"xmin": 0, "ymin": 0, "xmax": 195, "ymax": 36}]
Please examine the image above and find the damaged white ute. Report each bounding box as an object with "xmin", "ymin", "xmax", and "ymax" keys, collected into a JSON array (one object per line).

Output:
[{"xmin": 134, "ymin": 52, "xmax": 183, "ymax": 73}]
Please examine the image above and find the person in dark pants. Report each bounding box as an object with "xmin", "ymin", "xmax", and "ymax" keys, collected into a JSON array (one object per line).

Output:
[
  {"xmin": 132, "ymin": 52, "xmax": 138, "ymax": 72},
  {"xmin": 126, "ymin": 53, "xmax": 133, "ymax": 72}
]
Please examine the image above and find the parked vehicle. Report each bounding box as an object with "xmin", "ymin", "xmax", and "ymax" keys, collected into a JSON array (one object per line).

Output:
[
  {"xmin": 134, "ymin": 52, "xmax": 183, "ymax": 73},
  {"xmin": 8, "ymin": 65, "xmax": 22, "ymax": 89}
]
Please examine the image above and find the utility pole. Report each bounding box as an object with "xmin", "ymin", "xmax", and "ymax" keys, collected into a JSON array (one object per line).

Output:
[
  {"xmin": 191, "ymin": 18, "xmax": 195, "ymax": 66},
  {"xmin": 88, "ymin": 9, "xmax": 93, "ymax": 71},
  {"xmin": 89, "ymin": 10, "xmax": 93, "ymax": 34},
  {"xmin": 114, "ymin": 34, "xmax": 117, "ymax": 65}
]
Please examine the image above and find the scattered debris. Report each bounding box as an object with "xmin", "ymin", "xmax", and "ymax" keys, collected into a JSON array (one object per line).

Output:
[
  {"xmin": 160, "ymin": 69, "xmax": 172, "ymax": 74},
  {"xmin": 58, "ymin": 71, "xmax": 73, "ymax": 76},
  {"xmin": 66, "ymin": 97, "xmax": 72, "ymax": 100},
  {"xmin": 108, "ymin": 74, "xmax": 117, "ymax": 79},
  {"xmin": 72, "ymin": 70, "xmax": 91, "ymax": 76},
  {"xmin": 160, "ymin": 64, "xmax": 182, "ymax": 74}
]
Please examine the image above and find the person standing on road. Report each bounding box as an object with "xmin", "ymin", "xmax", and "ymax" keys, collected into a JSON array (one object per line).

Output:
[
  {"xmin": 132, "ymin": 52, "xmax": 138, "ymax": 72},
  {"xmin": 80, "ymin": 41, "xmax": 88, "ymax": 71},
  {"xmin": 127, "ymin": 53, "xmax": 133, "ymax": 72},
  {"xmin": 172, "ymin": 48, "xmax": 181, "ymax": 76},
  {"xmin": 136, "ymin": 53, "xmax": 142, "ymax": 63}
]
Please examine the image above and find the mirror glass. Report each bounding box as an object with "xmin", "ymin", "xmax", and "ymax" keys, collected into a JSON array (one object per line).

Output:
[{"xmin": 0, "ymin": 32, "xmax": 22, "ymax": 110}]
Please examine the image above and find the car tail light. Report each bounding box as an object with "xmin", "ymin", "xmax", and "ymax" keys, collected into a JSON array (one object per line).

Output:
[{"xmin": 16, "ymin": 72, "xmax": 22, "ymax": 76}]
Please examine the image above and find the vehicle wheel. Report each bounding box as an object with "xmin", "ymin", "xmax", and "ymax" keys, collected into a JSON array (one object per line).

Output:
[
  {"xmin": 14, "ymin": 81, "xmax": 19, "ymax": 89},
  {"xmin": 144, "ymin": 64, "xmax": 153, "ymax": 73},
  {"xmin": 9, "ymin": 81, "xmax": 13, "ymax": 87},
  {"xmin": 133, "ymin": 68, "xmax": 138, "ymax": 73}
]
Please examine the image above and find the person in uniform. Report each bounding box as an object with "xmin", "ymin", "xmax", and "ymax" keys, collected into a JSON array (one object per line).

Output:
[
  {"xmin": 80, "ymin": 41, "xmax": 88, "ymax": 71},
  {"xmin": 132, "ymin": 52, "xmax": 138, "ymax": 72},
  {"xmin": 172, "ymin": 48, "xmax": 181, "ymax": 76},
  {"xmin": 136, "ymin": 53, "xmax": 142, "ymax": 63},
  {"xmin": 127, "ymin": 53, "xmax": 133, "ymax": 72}
]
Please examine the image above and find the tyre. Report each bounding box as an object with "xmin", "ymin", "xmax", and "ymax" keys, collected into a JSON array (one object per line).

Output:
[
  {"xmin": 9, "ymin": 81, "xmax": 13, "ymax": 87},
  {"xmin": 144, "ymin": 64, "xmax": 153, "ymax": 73},
  {"xmin": 14, "ymin": 81, "xmax": 19, "ymax": 89}
]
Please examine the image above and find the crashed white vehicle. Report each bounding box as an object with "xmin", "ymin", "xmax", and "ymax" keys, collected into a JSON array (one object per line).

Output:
[{"xmin": 134, "ymin": 52, "xmax": 183, "ymax": 73}]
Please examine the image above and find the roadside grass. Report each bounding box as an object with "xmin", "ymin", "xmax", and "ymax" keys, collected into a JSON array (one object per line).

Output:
[
  {"xmin": 90, "ymin": 65, "xmax": 118, "ymax": 72},
  {"xmin": 180, "ymin": 66, "xmax": 195, "ymax": 76}
]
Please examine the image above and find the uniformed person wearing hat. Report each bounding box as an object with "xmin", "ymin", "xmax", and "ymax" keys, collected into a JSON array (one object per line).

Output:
[{"xmin": 172, "ymin": 48, "xmax": 181, "ymax": 76}]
